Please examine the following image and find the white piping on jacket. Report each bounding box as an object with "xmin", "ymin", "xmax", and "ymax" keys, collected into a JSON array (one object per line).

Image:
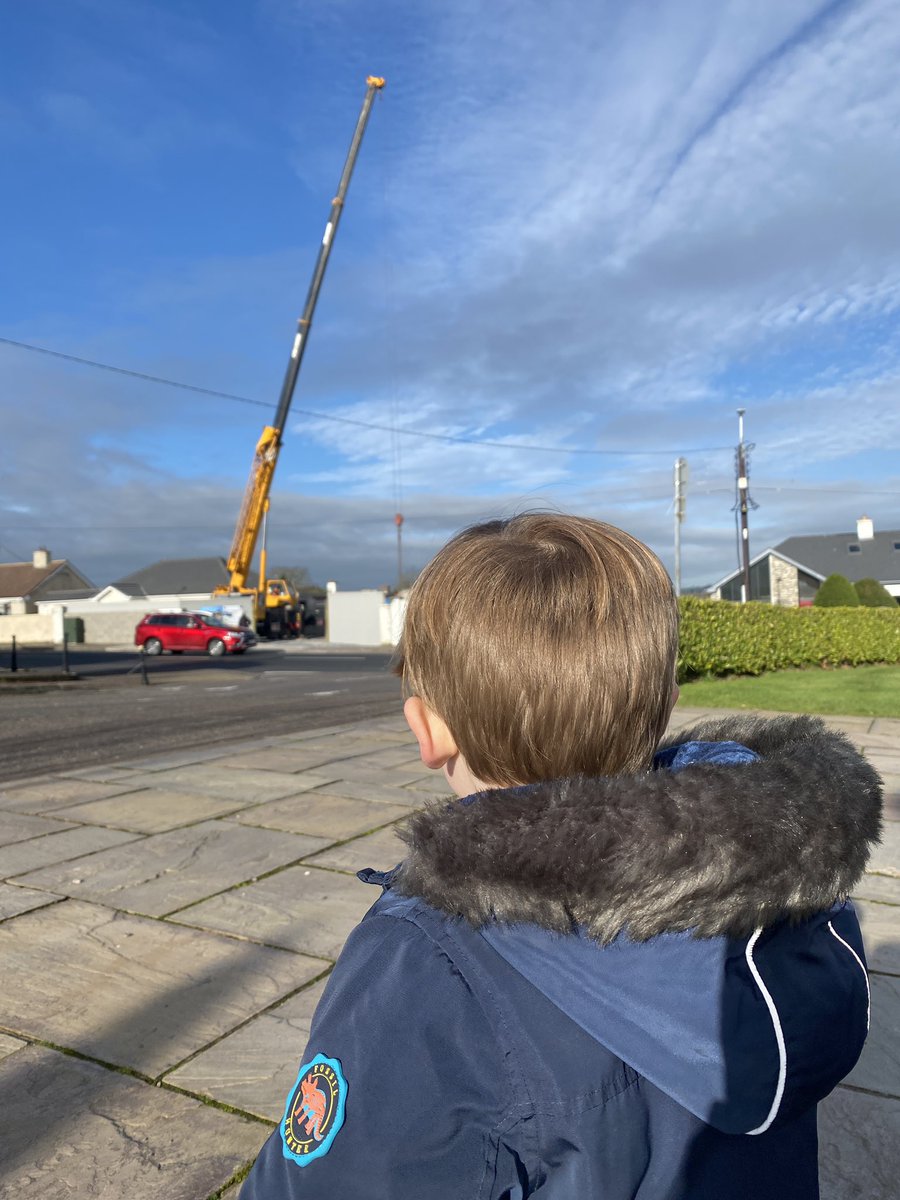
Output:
[
  {"xmin": 745, "ymin": 928, "xmax": 788, "ymax": 1135},
  {"xmin": 827, "ymin": 920, "xmax": 871, "ymax": 1030}
]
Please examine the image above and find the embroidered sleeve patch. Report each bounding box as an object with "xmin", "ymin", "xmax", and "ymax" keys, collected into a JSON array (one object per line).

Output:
[{"xmin": 281, "ymin": 1054, "xmax": 348, "ymax": 1167}]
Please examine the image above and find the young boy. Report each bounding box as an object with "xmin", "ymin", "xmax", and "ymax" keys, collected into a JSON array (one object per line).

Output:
[{"xmin": 242, "ymin": 514, "xmax": 881, "ymax": 1199}]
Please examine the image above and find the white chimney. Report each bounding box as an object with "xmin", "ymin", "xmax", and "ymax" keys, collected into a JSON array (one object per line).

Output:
[
  {"xmin": 33, "ymin": 547, "xmax": 51, "ymax": 569},
  {"xmin": 856, "ymin": 516, "xmax": 874, "ymax": 542}
]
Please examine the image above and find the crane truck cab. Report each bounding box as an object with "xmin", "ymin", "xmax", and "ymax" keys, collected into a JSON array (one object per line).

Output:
[{"xmin": 260, "ymin": 578, "xmax": 301, "ymax": 640}]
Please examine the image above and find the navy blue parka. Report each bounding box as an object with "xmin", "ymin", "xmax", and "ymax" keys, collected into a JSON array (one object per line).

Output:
[{"xmin": 242, "ymin": 714, "xmax": 882, "ymax": 1199}]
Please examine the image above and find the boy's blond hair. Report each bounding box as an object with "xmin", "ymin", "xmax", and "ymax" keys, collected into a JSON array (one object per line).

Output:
[{"xmin": 396, "ymin": 514, "xmax": 678, "ymax": 785}]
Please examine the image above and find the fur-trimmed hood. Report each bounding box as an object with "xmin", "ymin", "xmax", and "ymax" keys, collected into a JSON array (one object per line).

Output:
[{"xmin": 396, "ymin": 714, "xmax": 883, "ymax": 942}]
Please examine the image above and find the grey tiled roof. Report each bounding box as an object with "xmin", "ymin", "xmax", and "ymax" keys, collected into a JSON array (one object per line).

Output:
[
  {"xmin": 110, "ymin": 557, "xmax": 231, "ymax": 597},
  {"xmin": 774, "ymin": 529, "xmax": 900, "ymax": 584}
]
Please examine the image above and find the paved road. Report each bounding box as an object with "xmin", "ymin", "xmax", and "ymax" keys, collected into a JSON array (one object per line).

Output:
[{"xmin": 0, "ymin": 648, "xmax": 399, "ymax": 784}]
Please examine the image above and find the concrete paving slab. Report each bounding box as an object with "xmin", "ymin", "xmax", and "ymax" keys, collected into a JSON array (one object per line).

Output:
[
  {"xmin": 866, "ymin": 746, "xmax": 900, "ymax": 764},
  {"xmin": 0, "ymin": 881, "xmax": 59, "ymax": 920},
  {"xmin": 228, "ymin": 792, "xmax": 409, "ymax": 840},
  {"xmin": 124, "ymin": 745, "xmax": 261, "ymax": 772},
  {"xmin": 878, "ymin": 786, "xmax": 900, "ymax": 822},
  {"xmin": 0, "ymin": 778, "xmax": 139, "ymax": 814},
  {"xmin": 59, "ymin": 765, "xmax": 148, "ymax": 782},
  {"xmin": 317, "ymin": 760, "xmax": 436, "ymax": 789},
  {"xmin": 17, "ymin": 821, "xmax": 329, "ymax": 917},
  {"xmin": 211, "ymin": 748, "xmax": 357, "ymax": 774},
  {"xmin": 0, "ymin": 825, "xmax": 139, "ymax": 880},
  {"xmin": 872, "ymin": 768, "xmax": 900, "ymax": 792},
  {"xmin": 870, "ymin": 717, "xmax": 900, "ymax": 737},
  {"xmin": 364, "ymin": 744, "xmax": 421, "ymax": 767},
  {"xmin": 819, "ymin": 1086, "xmax": 900, "ymax": 1200},
  {"xmin": 856, "ymin": 900, "xmax": 900, "ymax": 974},
  {"xmin": 0, "ymin": 1044, "xmax": 268, "ymax": 1200},
  {"xmin": 306, "ymin": 823, "xmax": 406, "ymax": 874},
  {"xmin": 0, "ymin": 1033, "xmax": 26, "ymax": 1061},
  {"xmin": 402, "ymin": 773, "xmax": 452, "ymax": 795},
  {"xmin": 0, "ymin": 899, "xmax": 327, "ymax": 1076},
  {"xmin": 53, "ymin": 789, "xmax": 249, "ymax": 833},
  {"xmin": 857, "ymin": 733, "xmax": 900, "ymax": 753},
  {"xmin": 854, "ymin": 874, "xmax": 900, "ymax": 905},
  {"xmin": 177, "ymin": 865, "xmax": 375, "ymax": 960},
  {"xmin": 821, "ymin": 717, "xmax": 878, "ymax": 735},
  {"xmin": 277, "ymin": 736, "xmax": 401, "ymax": 759},
  {"xmin": 350, "ymin": 729, "xmax": 414, "ymax": 744},
  {"xmin": 100, "ymin": 765, "xmax": 324, "ymax": 804},
  {"xmin": 166, "ymin": 978, "xmax": 329, "ymax": 1120},
  {"xmin": 867, "ymin": 821, "xmax": 900, "ymax": 877},
  {"xmin": 844, "ymin": 973, "xmax": 900, "ymax": 1098},
  {"xmin": 0, "ymin": 810, "xmax": 75, "ymax": 847},
  {"xmin": 319, "ymin": 775, "xmax": 426, "ymax": 808}
]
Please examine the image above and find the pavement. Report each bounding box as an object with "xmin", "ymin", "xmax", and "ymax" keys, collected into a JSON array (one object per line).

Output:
[{"xmin": 0, "ymin": 706, "xmax": 897, "ymax": 1200}]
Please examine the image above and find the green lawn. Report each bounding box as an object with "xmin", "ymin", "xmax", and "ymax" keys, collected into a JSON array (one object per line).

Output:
[{"xmin": 678, "ymin": 664, "xmax": 900, "ymax": 718}]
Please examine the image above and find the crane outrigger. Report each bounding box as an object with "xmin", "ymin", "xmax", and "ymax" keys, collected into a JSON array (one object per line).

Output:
[{"xmin": 215, "ymin": 76, "xmax": 385, "ymax": 637}]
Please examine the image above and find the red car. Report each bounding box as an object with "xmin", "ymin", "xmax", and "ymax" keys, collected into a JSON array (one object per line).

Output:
[{"xmin": 135, "ymin": 612, "xmax": 249, "ymax": 657}]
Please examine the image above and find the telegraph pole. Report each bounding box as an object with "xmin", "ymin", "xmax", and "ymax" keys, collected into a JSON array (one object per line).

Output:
[
  {"xmin": 736, "ymin": 409, "xmax": 751, "ymax": 602},
  {"xmin": 673, "ymin": 458, "xmax": 687, "ymax": 597}
]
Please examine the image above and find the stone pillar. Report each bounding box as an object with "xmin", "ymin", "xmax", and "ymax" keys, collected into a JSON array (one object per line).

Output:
[{"xmin": 769, "ymin": 556, "xmax": 799, "ymax": 606}]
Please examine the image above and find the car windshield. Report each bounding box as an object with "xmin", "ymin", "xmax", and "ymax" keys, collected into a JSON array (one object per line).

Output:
[{"xmin": 199, "ymin": 613, "xmax": 232, "ymax": 628}]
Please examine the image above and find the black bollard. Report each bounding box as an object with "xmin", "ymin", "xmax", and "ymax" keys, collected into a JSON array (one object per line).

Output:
[
  {"xmin": 10, "ymin": 635, "xmax": 17, "ymax": 673},
  {"xmin": 140, "ymin": 650, "xmax": 149, "ymax": 686},
  {"xmin": 62, "ymin": 632, "xmax": 70, "ymax": 675}
]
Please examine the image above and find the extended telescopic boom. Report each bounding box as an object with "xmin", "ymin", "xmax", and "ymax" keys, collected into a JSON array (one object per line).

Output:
[{"xmin": 223, "ymin": 76, "xmax": 385, "ymax": 594}]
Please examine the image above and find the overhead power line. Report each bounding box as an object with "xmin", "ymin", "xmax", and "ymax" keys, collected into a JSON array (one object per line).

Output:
[{"xmin": 0, "ymin": 336, "xmax": 732, "ymax": 457}]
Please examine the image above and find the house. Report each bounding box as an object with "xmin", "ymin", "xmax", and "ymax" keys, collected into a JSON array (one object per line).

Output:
[
  {"xmin": 94, "ymin": 556, "xmax": 235, "ymax": 604},
  {"xmin": 711, "ymin": 518, "xmax": 900, "ymax": 605},
  {"xmin": 0, "ymin": 548, "xmax": 95, "ymax": 614}
]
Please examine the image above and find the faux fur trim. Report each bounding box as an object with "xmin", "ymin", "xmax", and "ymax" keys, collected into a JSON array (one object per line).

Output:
[{"xmin": 395, "ymin": 715, "xmax": 883, "ymax": 942}]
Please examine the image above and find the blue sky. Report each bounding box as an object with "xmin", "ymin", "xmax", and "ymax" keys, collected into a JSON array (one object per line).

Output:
[{"xmin": 2, "ymin": 0, "xmax": 900, "ymax": 589}]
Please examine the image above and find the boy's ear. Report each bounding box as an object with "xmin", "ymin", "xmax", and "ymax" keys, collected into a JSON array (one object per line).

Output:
[{"xmin": 403, "ymin": 697, "xmax": 459, "ymax": 770}]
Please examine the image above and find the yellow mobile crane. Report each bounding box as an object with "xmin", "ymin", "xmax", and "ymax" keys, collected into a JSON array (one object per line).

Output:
[{"xmin": 214, "ymin": 76, "xmax": 385, "ymax": 638}]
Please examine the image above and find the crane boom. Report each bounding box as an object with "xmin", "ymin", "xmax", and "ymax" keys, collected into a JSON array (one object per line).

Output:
[{"xmin": 222, "ymin": 76, "xmax": 385, "ymax": 595}]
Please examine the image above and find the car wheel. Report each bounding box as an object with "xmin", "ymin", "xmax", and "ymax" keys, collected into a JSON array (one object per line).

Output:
[
  {"xmin": 143, "ymin": 638, "xmax": 163, "ymax": 656},
  {"xmin": 207, "ymin": 638, "xmax": 226, "ymax": 657}
]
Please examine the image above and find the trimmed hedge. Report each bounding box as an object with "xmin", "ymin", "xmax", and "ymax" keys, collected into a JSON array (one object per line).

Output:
[
  {"xmin": 854, "ymin": 577, "xmax": 897, "ymax": 607},
  {"xmin": 678, "ymin": 596, "xmax": 900, "ymax": 681},
  {"xmin": 814, "ymin": 573, "xmax": 860, "ymax": 607}
]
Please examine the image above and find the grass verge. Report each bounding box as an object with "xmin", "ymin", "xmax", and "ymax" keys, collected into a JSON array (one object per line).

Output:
[{"xmin": 678, "ymin": 664, "xmax": 900, "ymax": 718}]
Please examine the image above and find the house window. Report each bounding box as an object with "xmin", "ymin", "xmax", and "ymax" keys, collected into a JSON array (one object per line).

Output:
[
  {"xmin": 848, "ymin": 544, "xmax": 861, "ymax": 553},
  {"xmin": 798, "ymin": 570, "xmax": 820, "ymax": 603},
  {"xmin": 894, "ymin": 542, "xmax": 900, "ymax": 551},
  {"xmin": 719, "ymin": 558, "xmax": 771, "ymax": 602}
]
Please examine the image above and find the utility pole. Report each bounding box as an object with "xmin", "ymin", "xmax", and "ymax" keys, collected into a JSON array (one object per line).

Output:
[
  {"xmin": 736, "ymin": 409, "xmax": 751, "ymax": 602},
  {"xmin": 394, "ymin": 512, "xmax": 404, "ymax": 593},
  {"xmin": 674, "ymin": 458, "xmax": 687, "ymax": 597}
]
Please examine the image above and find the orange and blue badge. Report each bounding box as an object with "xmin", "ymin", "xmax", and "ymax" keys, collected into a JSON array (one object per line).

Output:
[{"xmin": 281, "ymin": 1054, "xmax": 348, "ymax": 1167}]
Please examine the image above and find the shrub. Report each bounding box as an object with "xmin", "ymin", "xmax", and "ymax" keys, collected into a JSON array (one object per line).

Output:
[
  {"xmin": 814, "ymin": 574, "xmax": 860, "ymax": 607},
  {"xmin": 677, "ymin": 596, "xmax": 900, "ymax": 681},
  {"xmin": 854, "ymin": 577, "xmax": 897, "ymax": 608}
]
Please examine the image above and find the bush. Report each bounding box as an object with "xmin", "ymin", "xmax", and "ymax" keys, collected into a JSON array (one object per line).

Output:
[
  {"xmin": 854, "ymin": 577, "xmax": 897, "ymax": 608},
  {"xmin": 678, "ymin": 596, "xmax": 900, "ymax": 681},
  {"xmin": 813, "ymin": 573, "xmax": 860, "ymax": 607}
]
